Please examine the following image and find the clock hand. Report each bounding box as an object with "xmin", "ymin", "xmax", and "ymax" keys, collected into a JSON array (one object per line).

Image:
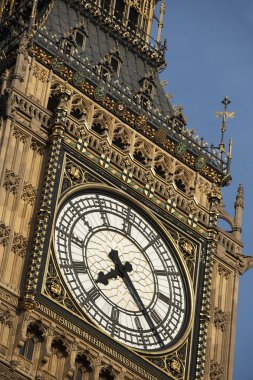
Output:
[
  {"xmin": 96, "ymin": 268, "xmax": 119, "ymax": 285},
  {"xmin": 96, "ymin": 249, "xmax": 132, "ymax": 285},
  {"xmin": 108, "ymin": 250, "xmax": 164, "ymax": 348},
  {"xmin": 122, "ymin": 271, "xmax": 164, "ymax": 348}
]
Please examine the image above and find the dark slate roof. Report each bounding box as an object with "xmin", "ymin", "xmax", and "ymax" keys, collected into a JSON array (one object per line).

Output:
[{"xmin": 35, "ymin": 0, "xmax": 174, "ymax": 124}]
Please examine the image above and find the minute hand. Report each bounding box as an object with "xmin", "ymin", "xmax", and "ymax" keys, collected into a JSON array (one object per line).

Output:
[
  {"xmin": 122, "ymin": 271, "xmax": 164, "ymax": 348},
  {"xmin": 108, "ymin": 250, "xmax": 164, "ymax": 347}
]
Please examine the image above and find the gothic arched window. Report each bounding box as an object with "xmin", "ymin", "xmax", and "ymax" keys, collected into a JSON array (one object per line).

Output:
[
  {"xmin": 139, "ymin": 94, "xmax": 150, "ymax": 111},
  {"xmin": 110, "ymin": 56, "xmax": 120, "ymax": 75},
  {"xmin": 128, "ymin": 7, "xmax": 139, "ymax": 31},
  {"xmin": 101, "ymin": 0, "xmax": 111, "ymax": 13},
  {"xmin": 99, "ymin": 366, "xmax": 115, "ymax": 380},
  {"xmin": 75, "ymin": 352, "xmax": 93, "ymax": 380},
  {"xmin": 19, "ymin": 321, "xmax": 44, "ymax": 361},
  {"xmin": 75, "ymin": 30, "xmax": 86, "ymax": 49},
  {"xmin": 114, "ymin": 0, "xmax": 125, "ymax": 23}
]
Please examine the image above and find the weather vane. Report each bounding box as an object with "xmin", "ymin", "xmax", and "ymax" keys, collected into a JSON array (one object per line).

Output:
[
  {"xmin": 214, "ymin": 96, "xmax": 234, "ymax": 180},
  {"xmin": 215, "ymin": 96, "xmax": 235, "ymax": 153}
]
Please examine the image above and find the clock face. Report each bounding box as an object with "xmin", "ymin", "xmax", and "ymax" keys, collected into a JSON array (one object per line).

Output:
[{"xmin": 54, "ymin": 191, "xmax": 188, "ymax": 351}]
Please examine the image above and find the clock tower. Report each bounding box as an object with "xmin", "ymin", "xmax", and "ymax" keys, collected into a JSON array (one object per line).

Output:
[{"xmin": 0, "ymin": 1, "xmax": 251, "ymax": 379}]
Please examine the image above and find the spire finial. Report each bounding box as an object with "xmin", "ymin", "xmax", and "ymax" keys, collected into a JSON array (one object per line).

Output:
[
  {"xmin": 235, "ymin": 184, "xmax": 244, "ymax": 208},
  {"xmin": 157, "ymin": 0, "xmax": 165, "ymax": 45},
  {"xmin": 233, "ymin": 184, "xmax": 244, "ymax": 240},
  {"xmin": 215, "ymin": 96, "xmax": 235, "ymax": 153}
]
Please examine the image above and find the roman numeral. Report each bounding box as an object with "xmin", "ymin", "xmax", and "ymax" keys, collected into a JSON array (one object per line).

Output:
[
  {"xmin": 122, "ymin": 207, "xmax": 132, "ymax": 234},
  {"xmin": 150, "ymin": 310, "xmax": 162, "ymax": 325},
  {"xmin": 110, "ymin": 308, "xmax": 120, "ymax": 337},
  {"xmin": 143, "ymin": 236, "xmax": 159, "ymax": 251},
  {"xmin": 111, "ymin": 308, "xmax": 119, "ymax": 322},
  {"xmin": 72, "ymin": 261, "xmax": 87, "ymax": 274},
  {"xmin": 155, "ymin": 270, "xmax": 167, "ymax": 276},
  {"xmin": 70, "ymin": 235, "xmax": 84, "ymax": 248},
  {"xmin": 122, "ymin": 219, "xmax": 132, "ymax": 235},
  {"xmin": 134, "ymin": 316, "xmax": 143, "ymax": 331},
  {"xmin": 158, "ymin": 292, "xmax": 171, "ymax": 305},
  {"xmin": 69, "ymin": 201, "xmax": 92, "ymax": 231},
  {"xmin": 83, "ymin": 287, "xmax": 100, "ymax": 305}
]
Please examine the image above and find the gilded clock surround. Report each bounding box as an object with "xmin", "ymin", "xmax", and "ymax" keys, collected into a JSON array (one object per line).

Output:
[{"xmin": 38, "ymin": 147, "xmax": 196, "ymax": 377}]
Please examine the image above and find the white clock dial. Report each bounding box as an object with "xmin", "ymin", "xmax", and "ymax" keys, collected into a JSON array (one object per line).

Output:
[{"xmin": 54, "ymin": 191, "xmax": 188, "ymax": 351}]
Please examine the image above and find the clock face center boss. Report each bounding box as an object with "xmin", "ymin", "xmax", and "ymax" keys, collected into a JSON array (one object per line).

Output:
[{"xmin": 54, "ymin": 191, "xmax": 189, "ymax": 351}]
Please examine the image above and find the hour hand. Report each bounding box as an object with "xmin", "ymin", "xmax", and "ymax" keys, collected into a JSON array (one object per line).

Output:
[
  {"xmin": 96, "ymin": 250, "xmax": 132, "ymax": 285},
  {"xmin": 108, "ymin": 249, "xmax": 132, "ymax": 277},
  {"xmin": 95, "ymin": 268, "xmax": 119, "ymax": 285},
  {"xmin": 108, "ymin": 249, "xmax": 120, "ymax": 265}
]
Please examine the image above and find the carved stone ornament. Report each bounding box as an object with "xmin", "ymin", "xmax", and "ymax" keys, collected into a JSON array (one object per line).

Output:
[
  {"xmin": 18, "ymin": 33, "xmax": 31, "ymax": 57},
  {"xmin": 208, "ymin": 189, "xmax": 222, "ymax": 205},
  {"xmin": 218, "ymin": 265, "xmax": 230, "ymax": 279},
  {"xmin": 3, "ymin": 170, "xmax": 20, "ymax": 194},
  {"xmin": 165, "ymin": 186, "xmax": 176, "ymax": 200},
  {"xmin": 0, "ymin": 222, "xmax": 11, "ymax": 246},
  {"xmin": 93, "ymin": 356, "xmax": 102, "ymax": 367},
  {"xmin": 210, "ymin": 361, "xmax": 223, "ymax": 380},
  {"xmin": 77, "ymin": 137, "xmax": 88, "ymax": 153},
  {"xmin": 214, "ymin": 308, "xmax": 227, "ymax": 332},
  {"xmin": 13, "ymin": 127, "xmax": 28, "ymax": 143},
  {"xmin": 187, "ymin": 213, "xmax": 198, "ymax": 228},
  {"xmin": 235, "ymin": 254, "xmax": 253, "ymax": 274},
  {"xmin": 22, "ymin": 182, "xmax": 37, "ymax": 205},
  {"xmin": 12, "ymin": 233, "xmax": 28, "ymax": 257},
  {"xmin": 186, "ymin": 201, "xmax": 197, "ymax": 215},
  {"xmin": 166, "ymin": 198, "xmax": 176, "ymax": 214},
  {"xmin": 144, "ymin": 183, "xmax": 155, "ymax": 198},
  {"xmin": 30, "ymin": 140, "xmax": 45, "ymax": 155},
  {"xmin": 0, "ymin": 307, "xmax": 14, "ymax": 327}
]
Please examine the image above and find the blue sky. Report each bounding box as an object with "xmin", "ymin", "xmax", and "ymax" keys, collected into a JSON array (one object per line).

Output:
[{"xmin": 156, "ymin": 1, "xmax": 253, "ymax": 379}]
